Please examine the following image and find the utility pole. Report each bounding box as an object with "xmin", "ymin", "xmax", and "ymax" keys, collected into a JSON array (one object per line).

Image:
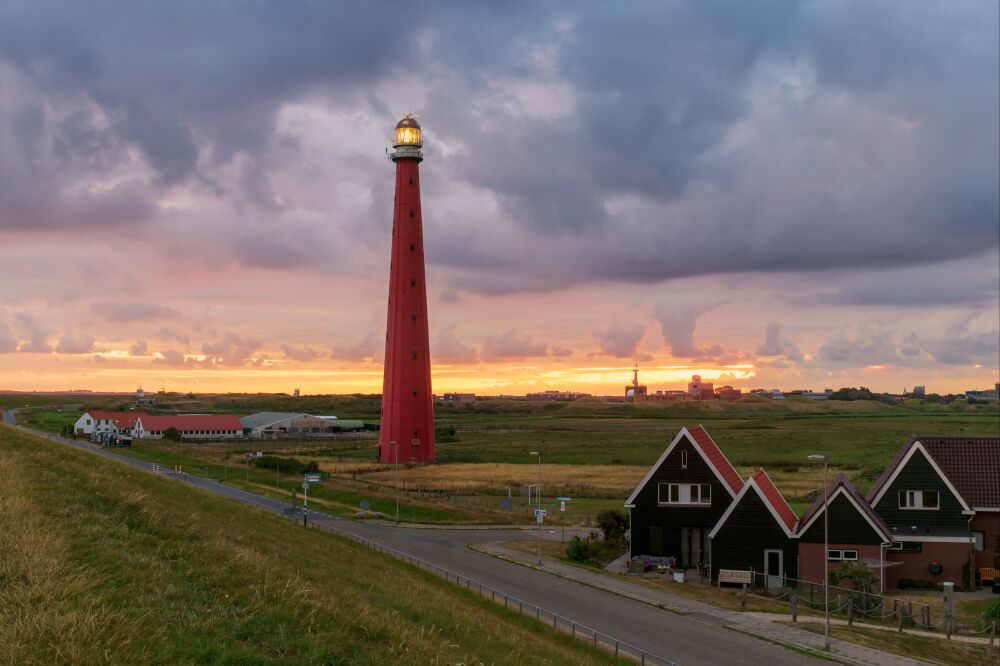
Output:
[{"xmin": 809, "ymin": 453, "xmax": 831, "ymax": 650}]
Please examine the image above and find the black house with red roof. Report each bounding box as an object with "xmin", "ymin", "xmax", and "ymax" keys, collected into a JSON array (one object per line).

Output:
[
  {"xmin": 625, "ymin": 426, "xmax": 744, "ymax": 568},
  {"xmin": 709, "ymin": 468, "xmax": 798, "ymax": 584}
]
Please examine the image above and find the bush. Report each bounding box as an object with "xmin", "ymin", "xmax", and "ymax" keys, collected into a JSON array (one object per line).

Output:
[
  {"xmin": 163, "ymin": 427, "xmax": 182, "ymax": 442},
  {"xmin": 254, "ymin": 456, "xmax": 320, "ymax": 475},
  {"xmin": 565, "ymin": 533, "xmax": 627, "ymax": 568},
  {"xmin": 435, "ymin": 426, "xmax": 459, "ymax": 443},
  {"xmin": 897, "ymin": 578, "xmax": 943, "ymax": 591},
  {"xmin": 829, "ymin": 560, "xmax": 877, "ymax": 593},
  {"xmin": 595, "ymin": 509, "xmax": 629, "ymax": 545}
]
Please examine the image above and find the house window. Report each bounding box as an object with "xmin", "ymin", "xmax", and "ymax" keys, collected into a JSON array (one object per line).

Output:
[
  {"xmin": 658, "ymin": 483, "xmax": 711, "ymax": 505},
  {"xmin": 899, "ymin": 490, "xmax": 939, "ymax": 510},
  {"xmin": 86, "ymin": 419, "xmax": 91, "ymax": 425},
  {"xmin": 681, "ymin": 450, "xmax": 688, "ymax": 469},
  {"xmin": 828, "ymin": 549, "xmax": 858, "ymax": 560},
  {"xmin": 973, "ymin": 531, "xmax": 985, "ymax": 551},
  {"xmin": 888, "ymin": 541, "xmax": 922, "ymax": 552}
]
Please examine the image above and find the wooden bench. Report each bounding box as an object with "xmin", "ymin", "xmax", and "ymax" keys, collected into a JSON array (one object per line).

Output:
[
  {"xmin": 979, "ymin": 567, "xmax": 999, "ymax": 584},
  {"xmin": 718, "ymin": 569, "xmax": 752, "ymax": 587}
]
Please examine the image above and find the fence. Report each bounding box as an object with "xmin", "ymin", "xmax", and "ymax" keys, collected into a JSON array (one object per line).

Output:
[
  {"xmin": 741, "ymin": 571, "xmax": 997, "ymax": 643},
  {"xmin": 315, "ymin": 520, "xmax": 678, "ymax": 665}
]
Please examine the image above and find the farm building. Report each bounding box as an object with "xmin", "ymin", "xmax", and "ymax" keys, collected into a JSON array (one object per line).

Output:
[
  {"xmin": 134, "ymin": 415, "xmax": 242, "ymax": 440},
  {"xmin": 239, "ymin": 412, "xmax": 365, "ymax": 438},
  {"xmin": 74, "ymin": 410, "xmax": 147, "ymax": 437}
]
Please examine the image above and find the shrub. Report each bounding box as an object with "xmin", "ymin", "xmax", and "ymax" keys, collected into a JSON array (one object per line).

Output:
[
  {"xmin": 897, "ymin": 578, "xmax": 942, "ymax": 591},
  {"xmin": 595, "ymin": 509, "xmax": 629, "ymax": 545},
  {"xmin": 564, "ymin": 533, "xmax": 627, "ymax": 568},
  {"xmin": 163, "ymin": 427, "xmax": 182, "ymax": 442},
  {"xmin": 254, "ymin": 456, "xmax": 320, "ymax": 475},
  {"xmin": 829, "ymin": 560, "xmax": 877, "ymax": 593}
]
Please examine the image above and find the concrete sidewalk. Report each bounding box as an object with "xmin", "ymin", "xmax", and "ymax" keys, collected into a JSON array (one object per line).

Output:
[{"xmin": 474, "ymin": 542, "xmax": 936, "ymax": 666}]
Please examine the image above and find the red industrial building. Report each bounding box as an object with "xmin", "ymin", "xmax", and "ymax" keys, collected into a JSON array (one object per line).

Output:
[{"xmin": 378, "ymin": 116, "xmax": 436, "ymax": 463}]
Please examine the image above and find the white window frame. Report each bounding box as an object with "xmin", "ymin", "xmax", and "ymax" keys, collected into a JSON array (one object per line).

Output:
[
  {"xmin": 842, "ymin": 550, "xmax": 858, "ymax": 560},
  {"xmin": 828, "ymin": 549, "xmax": 843, "ymax": 560},
  {"xmin": 898, "ymin": 490, "xmax": 940, "ymax": 510},
  {"xmin": 658, "ymin": 483, "xmax": 711, "ymax": 506},
  {"xmin": 680, "ymin": 450, "xmax": 688, "ymax": 469}
]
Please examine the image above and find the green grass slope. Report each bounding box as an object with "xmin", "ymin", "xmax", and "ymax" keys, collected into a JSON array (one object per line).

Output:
[{"xmin": 0, "ymin": 425, "xmax": 620, "ymax": 665}]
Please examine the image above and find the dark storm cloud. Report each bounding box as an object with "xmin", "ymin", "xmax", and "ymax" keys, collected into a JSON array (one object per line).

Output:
[{"xmin": 0, "ymin": 1, "xmax": 996, "ymax": 296}]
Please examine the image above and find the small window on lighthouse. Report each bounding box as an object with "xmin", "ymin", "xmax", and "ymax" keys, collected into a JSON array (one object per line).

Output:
[
  {"xmin": 410, "ymin": 314, "xmax": 417, "ymax": 323},
  {"xmin": 411, "ymin": 351, "xmax": 417, "ymax": 360},
  {"xmin": 409, "ymin": 209, "xmax": 414, "ymax": 218},
  {"xmin": 408, "ymin": 176, "xmax": 413, "ymax": 185},
  {"xmin": 410, "ymin": 279, "xmax": 416, "ymax": 287},
  {"xmin": 412, "ymin": 389, "xmax": 418, "ymax": 397},
  {"xmin": 409, "ymin": 243, "xmax": 415, "ymax": 252}
]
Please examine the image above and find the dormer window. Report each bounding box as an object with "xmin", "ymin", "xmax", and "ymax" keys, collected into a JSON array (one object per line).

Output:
[
  {"xmin": 899, "ymin": 490, "xmax": 939, "ymax": 510},
  {"xmin": 681, "ymin": 450, "xmax": 688, "ymax": 469}
]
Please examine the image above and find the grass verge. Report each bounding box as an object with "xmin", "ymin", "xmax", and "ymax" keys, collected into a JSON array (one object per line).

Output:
[{"xmin": 0, "ymin": 424, "xmax": 622, "ymax": 665}]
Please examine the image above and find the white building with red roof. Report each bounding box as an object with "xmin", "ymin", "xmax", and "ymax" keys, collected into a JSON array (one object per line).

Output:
[{"xmin": 134, "ymin": 414, "xmax": 242, "ymax": 440}]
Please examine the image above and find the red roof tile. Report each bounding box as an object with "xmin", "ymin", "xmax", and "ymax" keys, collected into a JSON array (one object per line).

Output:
[
  {"xmin": 751, "ymin": 468, "xmax": 797, "ymax": 532},
  {"xmin": 866, "ymin": 436, "xmax": 1000, "ymax": 509},
  {"xmin": 689, "ymin": 425, "xmax": 744, "ymax": 495},
  {"xmin": 88, "ymin": 410, "xmax": 149, "ymax": 428},
  {"xmin": 139, "ymin": 415, "xmax": 242, "ymax": 431}
]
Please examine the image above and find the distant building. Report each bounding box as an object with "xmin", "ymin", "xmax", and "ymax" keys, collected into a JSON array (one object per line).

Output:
[
  {"xmin": 293, "ymin": 387, "xmax": 301, "ymax": 398},
  {"xmin": 912, "ymin": 386, "xmax": 926, "ymax": 397},
  {"xmin": 74, "ymin": 410, "xmax": 146, "ymax": 437},
  {"xmin": 714, "ymin": 386, "xmax": 742, "ymax": 402},
  {"xmin": 625, "ymin": 364, "xmax": 648, "ymax": 402},
  {"xmin": 525, "ymin": 390, "xmax": 592, "ymax": 401},
  {"xmin": 440, "ymin": 393, "xmax": 476, "ymax": 402},
  {"xmin": 687, "ymin": 375, "xmax": 714, "ymax": 400},
  {"xmin": 239, "ymin": 412, "xmax": 365, "ymax": 438},
  {"xmin": 965, "ymin": 389, "xmax": 999, "ymax": 403},
  {"xmin": 134, "ymin": 414, "xmax": 243, "ymax": 440},
  {"xmin": 796, "ymin": 389, "xmax": 832, "ymax": 401}
]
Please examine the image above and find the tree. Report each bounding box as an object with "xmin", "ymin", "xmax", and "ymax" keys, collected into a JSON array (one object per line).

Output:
[
  {"xmin": 163, "ymin": 427, "xmax": 182, "ymax": 442},
  {"xmin": 829, "ymin": 561, "xmax": 877, "ymax": 593},
  {"xmin": 595, "ymin": 509, "xmax": 629, "ymax": 545}
]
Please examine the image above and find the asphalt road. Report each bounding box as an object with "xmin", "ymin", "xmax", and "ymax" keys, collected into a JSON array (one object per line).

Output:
[{"xmin": 3, "ymin": 421, "xmax": 823, "ymax": 666}]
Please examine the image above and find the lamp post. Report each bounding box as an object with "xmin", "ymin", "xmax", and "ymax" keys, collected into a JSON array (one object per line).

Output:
[
  {"xmin": 394, "ymin": 440, "xmax": 400, "ymax": 524},
  {"xmin": 808, "ymin": 453, "xmax": 830, "ymax": 650},
  {"xmin": 529, "ymin": 451, "xmax": 541, "ymax": 565}
]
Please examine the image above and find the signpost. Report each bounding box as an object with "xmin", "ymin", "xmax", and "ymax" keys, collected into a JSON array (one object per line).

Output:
[
  {"xmin": 557, "ymin": 497, "xmax": 572, "ymax": 541},
  {"xmin": 534, "ymin": 508, "xmax": 547, "ymax": 523},
  {"xmin": 304, "ymin": 473, "xmax": 322, "ymax": 485}
]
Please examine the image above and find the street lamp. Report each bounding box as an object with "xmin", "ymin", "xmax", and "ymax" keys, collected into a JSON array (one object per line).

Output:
[
  {"xmin": 529, "ymin": 451, "xmax": 541, "ymax": 566},
  {"xmin": 391, "ymin": 440, "xmax": 399, "ymax": 524},
  {"xmin": 808, "ymin": 453, "xmax": 830, "ymax": 650}
]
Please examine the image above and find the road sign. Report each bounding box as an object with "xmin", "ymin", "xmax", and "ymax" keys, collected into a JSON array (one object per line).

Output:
[
  {"xmin": 360, "ymin": 499, "xmax": 371, "ymax": 510},
  {"xmin": 304, "ymin": 472, "xmax": 322, "ymax": 484},
  {"xmin": 244, "ymin": 452, "xmax": 253, "ymax": 463},
  {"xmin": 534, "ymin": 508, "xmax": 547, "ymax": 523},
  {"xmin": 556, "ymin": 496, "xmax": 573, "ymax": 502},
  {"xmin": 499, "ymin": 497, "xmax": 513, "ymax": 511},
  {"xmin": 560, "ymin": 501, "xmax": 566, "ymax": 512}
]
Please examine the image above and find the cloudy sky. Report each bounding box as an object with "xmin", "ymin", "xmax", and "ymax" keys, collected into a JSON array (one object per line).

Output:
[{"xmin": 0, "ymin": 1, "xmax": 997, "ymax": 395}]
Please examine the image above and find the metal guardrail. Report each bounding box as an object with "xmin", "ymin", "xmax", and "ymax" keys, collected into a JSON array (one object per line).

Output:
[{"xmin": 323, "ymin": 524, "xmax": 678, "ymax": 665}]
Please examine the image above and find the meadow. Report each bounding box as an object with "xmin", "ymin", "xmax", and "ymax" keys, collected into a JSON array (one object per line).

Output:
[
  {"xmin": 0, "ymin": 423, "xmax": 620, "ymax": 665},
  {"xmin": 12, "ymin": 394, "xmax": 999, "ymax": 524}
]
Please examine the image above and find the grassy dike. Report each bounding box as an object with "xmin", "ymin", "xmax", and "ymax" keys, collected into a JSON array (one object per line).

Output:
[{"xmin": 0, "ymin": 425, "xmax": 622, "ymax": 665}]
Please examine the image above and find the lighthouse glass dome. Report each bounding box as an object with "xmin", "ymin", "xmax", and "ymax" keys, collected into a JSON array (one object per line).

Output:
[{"xmin": 393, "ymin": 117, "xmax": 422, "ymax": 147}]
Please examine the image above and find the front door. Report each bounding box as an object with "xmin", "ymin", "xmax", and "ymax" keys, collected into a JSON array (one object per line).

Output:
[
  {"xmin": 764, "ymin": 549, "xmax": 783, "ymax": 588},
  {"xmin": 680, "ymin": 527, "xmax": 703, "ymax": 568}
]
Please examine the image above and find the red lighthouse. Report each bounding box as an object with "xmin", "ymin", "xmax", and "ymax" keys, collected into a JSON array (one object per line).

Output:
[{"xmin": 378, "ymin": 116, "xmax": 435, "ymax": 463}]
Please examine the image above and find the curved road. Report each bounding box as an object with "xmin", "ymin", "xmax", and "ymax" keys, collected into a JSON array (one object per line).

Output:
[{"xmin": 2, "ymin": 416, "xmax": 867, "ymax": 666}]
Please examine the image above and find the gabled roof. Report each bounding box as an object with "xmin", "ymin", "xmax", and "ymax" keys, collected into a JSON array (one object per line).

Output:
[
  {"xmin": 87, "ymin": 410, "xmax": 148, "ymax": 428},
  {"xmin": 625, "ymin": 425, "xmax": 744, "ymax": 508},
  {"xmin": 239, "ymin": 412, "xmax": 308, "ymax": 429},
  {"xmin": 795, "ymin": 473, "xmax": 892, "ymax": 542},
  {"xmin": 921, "ymin": 437, "xmax": 1000, "ymax": 510},
  {"xmin": 138, "ymin": 414, "xmax": 243, "ymax": 431},
  {"xmin": 709, "ymin": 468, "xmax": 797, "ymax": 539},
  {"xmin": 866, "ymin": 437, "xmax": 975, "ymax": 512}
]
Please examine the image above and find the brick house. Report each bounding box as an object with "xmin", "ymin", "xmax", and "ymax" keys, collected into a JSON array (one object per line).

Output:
[{"xmin": 866, "ymin": 436, "xmax": 1000, "ymax": 588}]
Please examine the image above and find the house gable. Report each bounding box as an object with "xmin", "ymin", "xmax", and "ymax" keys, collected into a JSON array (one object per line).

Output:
[
  {"xmin": 709, "ymin": 482, "xmax": 797, "ymax": 579},
  {"xmin": 709, "ymin": 474, "xmax": 795, "ymax": 540},
  {"xmin": 625, "ymin": 426, "xmax": 741, "ymax": 508},
  {"xmin": 872, "ymin": 445, "xmax": 971, "ymax": 531},
  {"xmin": 797, "ymin": 491, "xmax": 889, "ymax": 545}
]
